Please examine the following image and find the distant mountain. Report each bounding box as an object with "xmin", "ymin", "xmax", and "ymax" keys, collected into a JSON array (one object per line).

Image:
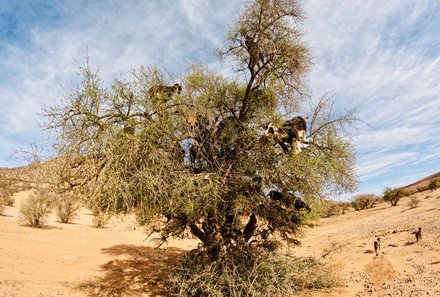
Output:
[{"xmin": 402, "ymin": 171, "xmax": 440, "ymax": 191}]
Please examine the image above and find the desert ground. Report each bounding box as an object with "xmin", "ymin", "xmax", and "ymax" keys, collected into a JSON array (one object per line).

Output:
[{"xmin": 1, "ymin": 189, "xmax": 439, "ymax": 297}]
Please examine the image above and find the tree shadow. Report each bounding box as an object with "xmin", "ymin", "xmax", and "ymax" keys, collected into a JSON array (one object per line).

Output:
[{"xmin": 77, "ymin": 244, "xmax": 185, "ymax": 297}]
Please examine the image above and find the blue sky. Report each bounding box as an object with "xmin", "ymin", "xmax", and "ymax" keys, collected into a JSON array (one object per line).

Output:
[{"xmin": 0, "ymin": 0, "xmax": 439, "ymax": 199}]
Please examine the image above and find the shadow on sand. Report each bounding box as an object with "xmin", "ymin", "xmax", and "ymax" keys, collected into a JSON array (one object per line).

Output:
[{"xmin": 77, "ymin": 244, "xmax": 185, "ymax": 297}]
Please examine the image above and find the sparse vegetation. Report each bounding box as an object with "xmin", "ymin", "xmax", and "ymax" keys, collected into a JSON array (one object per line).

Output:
[
  {"xmin": 383, "ymin": 187, "xmax": 409, "ymax": 206},
  {"xmin": 19, "ymin": 189, "xmax": 53, "ymax": 227},
  {"xmin": 408, "ymin": 196, "xmax": 421, "ymax": 209},
  {"xmin": 351, "ymin": 194, "xmax": 381, "ymax": 210}
]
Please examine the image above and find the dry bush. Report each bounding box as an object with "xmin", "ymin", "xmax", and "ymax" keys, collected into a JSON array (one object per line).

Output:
[
  {"xmin": 408, "ymin": 196, "xmax": 421, "ymax": 209},
  {"xmin": 19, "ymin": 189, "xmax": 53, "ymax": 227},
  {"xmin": 92, "ymin": 208, "xmax": 111, "ymax": 228},
  {"xmin": 416, "ymin": 184, "xmax": 429, "ymax": 193},
  {"xmin": 169, "ymin": 249, "xmax": 336, "ymax": 297},
  {"xmin": 54, "ymin": 192, "xmax": 81, "ymax": 223},
  {"xmin": 322, "ymin": 200, "xmax": 351, "ymax": 218},
  {"xmin": 351, "ymin": 194, "xmax": 380, "ymax": 210},
  {"xmin": 0, "ymin": 188, "xmax": 14, "ymax": 207}
]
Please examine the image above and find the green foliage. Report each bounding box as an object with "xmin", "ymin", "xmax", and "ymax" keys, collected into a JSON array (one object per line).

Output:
[
  {"xmin": 170, "ymin": 249, "xmax": 336, "ymax": 297},
  {"xmin": 42, "ymin": 0, "xmax": 357, "ymax": 295},
  {"xmin": 383, "ymin": 187, "xmax": 409, "ymax": 206},
  {"xmin": 301, "ymin": 200, "xmax": 324, "ymax": 225},
  {"xmin": 19, "ymin": 189, "xmax": 53, "ymax": 227},
  {"xmin": 428, "ymin": 178, "xmax": 440, "ymax": 190},
  {"xmin": 351, "ymin": 193, "xmax": 380, "ymax": 210}
]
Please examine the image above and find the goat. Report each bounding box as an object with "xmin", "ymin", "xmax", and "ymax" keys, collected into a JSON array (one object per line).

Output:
[
  {"xmin": 263, "ymin": 116, "xmax": 307, "ymax": 153},
  {"xmin": 374, "ymin": 237, "xmax": 381, "ymax": 256},
  {"xmin": 413, "ymin": 227, "xmax": 422, "ymax": 242},
  {"xmin": 148, "ymin": 83, "xmax": 182, "ymax": 102}
]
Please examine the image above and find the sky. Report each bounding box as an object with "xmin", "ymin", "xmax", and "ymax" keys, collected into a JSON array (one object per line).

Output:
[{"xmin": 0, "ymin": 0, "xmax": 439, "ymax": 199}]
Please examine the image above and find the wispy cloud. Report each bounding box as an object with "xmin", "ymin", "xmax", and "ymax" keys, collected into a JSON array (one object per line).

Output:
[
  {"xmin": 0, "ymin": 0, "xmax": 439, "ymax": 199},
  {"xmin": 303, "ymin": 0, "xmax": 440, "ymax": 196},
  {"xmin": 0, "ymin": 0, "xmax": 241, "ymax": 167}
]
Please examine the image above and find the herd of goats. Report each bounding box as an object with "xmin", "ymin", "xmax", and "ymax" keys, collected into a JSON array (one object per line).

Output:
[
  {"xmin": 147, "ymin": 82, "xmax": 309, "ymax": 156},
  {"xmin": 146, "ymin": 82, "xmax": 312, "ymax": 214},
  {"xmin": 147, "ymin": 83, "xmax": 426, "ymax": 249}
]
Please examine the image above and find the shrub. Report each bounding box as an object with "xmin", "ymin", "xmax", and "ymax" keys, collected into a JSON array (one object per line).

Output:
[
  {"xmin": 351, "ymin": 194, "xmax": 380, "ymax": 210},
  {"xmin": 408, "ymin": 196, "xmax": 420, "ymax": 209},
  {"xmin": 3, "ymin": 195, "xmax": 15, "ymax": 206},
  {"xmin": 54, "ymin": 192, "xmax": 81, "ymax": 223},
  {"xmin": 0, "ymin": 186, "xmax": 14, "ymax": 205},
  {"xmin": 428, "ymin": 179, "xmax": 440, "ymax": 191},
  {"xmin": 0, "ymin": 188, "xmax": 15, "ymax": 209},
  {"xmin": 169, "ymin": 249, "xmax": 336, "ymax": 297},
  {"xmin": 383, "ymin": 187, "xmax": 409, "ymax": 206},
  {"xmin": 19, "ymin": 190, "xmax": 53, "ymax": 227},
  {"xmin": 416, "ymin": 184, "xmax": 429, "ymax": 193},
  {"xmin": 92, "ymin": 209, "xmax": 111, "ymax": 228},
  {"xmin": 321, "ymin": 200, "xmax": 351, "ymax": 217}
]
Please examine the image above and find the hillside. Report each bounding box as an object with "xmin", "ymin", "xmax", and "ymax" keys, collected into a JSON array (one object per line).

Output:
[
  {"xmin": 296, "ymin": 190, "xmax": 440, "ymax": 297},
  {"xmin": 401, "ymin": 171, "xmax": 440, "ymax": 192}
]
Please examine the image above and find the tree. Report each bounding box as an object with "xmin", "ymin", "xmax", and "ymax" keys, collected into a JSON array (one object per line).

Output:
[
  {"xmin": 351, "ymin": 193, "xmax": 381, "ymax": 210},
  {"xmin": 383, "ymin": 187, "xmax": 409, "ymax": 206},
  {"xmin": 44, "ymin": 0, "xmax": 357, "ymax": 294}
]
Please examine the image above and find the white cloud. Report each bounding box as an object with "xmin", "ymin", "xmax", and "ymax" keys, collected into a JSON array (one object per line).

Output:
[
  {"xmin": 302, "ymin": 0, "xmax": 440, "ymax": 196},
  {"xmin": 0, "ymin": 0, "xmax": 439, "ymax": 200}
]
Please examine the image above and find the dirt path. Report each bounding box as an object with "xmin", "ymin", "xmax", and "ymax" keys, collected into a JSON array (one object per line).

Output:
[{"xmin": 1, "ymin": 190, "xmax": 439, "ymax": 296}]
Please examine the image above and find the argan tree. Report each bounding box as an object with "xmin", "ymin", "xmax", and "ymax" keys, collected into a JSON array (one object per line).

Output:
[{"xmin": 44, "ymin": 0, "xmax": 357, "ymax": 295}]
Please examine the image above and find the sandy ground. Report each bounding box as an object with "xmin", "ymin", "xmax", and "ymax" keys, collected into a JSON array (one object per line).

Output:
[
  {"xmin": 1, "ymin": 189, "xmax": 439, "ymax": 296},
  {"xmin": 0, "ymin": 191, "xmax": 197, "ymax": 297},
  {"xmin": 295, "ymin": 189, "xmax": 440, "ymax": 297}
]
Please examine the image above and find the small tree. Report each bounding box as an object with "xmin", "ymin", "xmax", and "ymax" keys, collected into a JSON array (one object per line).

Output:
[{"xmin": 383, "ymin": 187, "xmax": 409, "ymax": 206}]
